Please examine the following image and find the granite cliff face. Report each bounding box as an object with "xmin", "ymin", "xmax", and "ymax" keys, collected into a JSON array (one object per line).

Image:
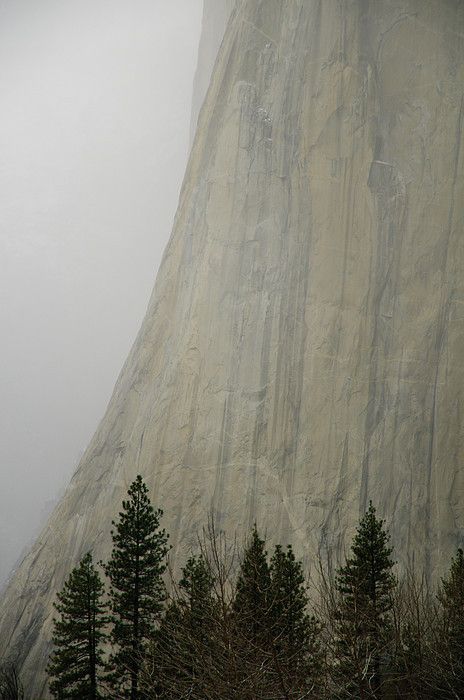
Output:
[{"xmin": 1, "ymin": 0, "xmax": 464, "ymax": 695}]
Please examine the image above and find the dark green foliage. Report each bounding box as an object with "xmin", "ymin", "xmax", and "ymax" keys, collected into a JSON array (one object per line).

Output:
[
  {"xmin": 44, "ymin": 500, "xmax": 464, "ymax": 699},
  {"xmin": 437, "ymin": 547, "xmax": 464, "ymax": 696},
  {"xmin": 223, "ymin": 526, "xmax": 274, "ymax": 698},
  {"xmin": 232, "ymin": 525, "xmax": 272, "ymax": 646},
  {"xmin": 0, "ymin": 666, "xmax": 23, "ymax": 700},
  {"xmin": 270, "ymin": 544, "xmax": 323, "ymax": 695},
  {"xmin": 47, "ymin": 552, "xmax": 108, "ymax": 699},
  {"xmin": 178, "ymin": 555, "xmax": 217, "ymax": 647},
  {"xmin": 333, "ymin": 502, "xmax": 396, "ymax": 698},
  {"xmin": 231, "ymin": 528, "xmax": 323, "ymax": 698},
  {"xmin": 151, "ymin": 555, "xmax": 218, "ymax": 698},
  {"xmin": 439, "ymin": 548, "xmax": 464, "ymax": 658},
  {"xmin": 104, "ymin": 475, "xmax": 169, "ymax": 699}
]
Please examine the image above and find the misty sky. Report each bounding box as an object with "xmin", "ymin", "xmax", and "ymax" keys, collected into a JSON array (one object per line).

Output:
[{"xmin": 0, "ymin": 0, "xmax": 203, "ymax": 586}]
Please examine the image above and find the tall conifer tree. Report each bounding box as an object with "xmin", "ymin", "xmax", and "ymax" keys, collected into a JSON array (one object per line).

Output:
[
  {"xmin": 231, "ymin": 526, "xmax": 277, "ymax": 698},
  {"xmin": 153, "ymin": 555, "xmax": 217, "ymax": 698},
  {"xmin": 47, "ymin": 552, "xmax": 108, "ymax": 699},
  {"xmin": 333, "ymin": 502, "xmax": 396, "ymax": 698},
  {"xmin": 232, "ymin": 525, "xmax": 272, "ymax": 646},
  {"xmin": 178, "ymin": 555, "xmax": 216, "ymax": 650},
  {"xmin": 104, "ymin": 475, "xmax": 169, "ymax": 700},
  {"xmin": 270, "ymin": 544, "xmax": 323, "ymax": 694}
]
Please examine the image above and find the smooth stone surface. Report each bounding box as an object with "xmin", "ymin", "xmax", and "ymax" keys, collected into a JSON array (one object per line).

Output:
[{"xmin": 1, "ymin": 1, "xmax": 463, "ymax": 695}]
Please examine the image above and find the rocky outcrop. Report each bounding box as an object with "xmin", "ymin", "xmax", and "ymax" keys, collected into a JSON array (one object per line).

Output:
[{"xmin": 1, "ymin": 1, "xmax": 463, "ymax": 696}]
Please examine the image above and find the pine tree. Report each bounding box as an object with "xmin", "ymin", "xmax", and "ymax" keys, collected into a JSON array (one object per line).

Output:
[
  {"xmin": 152, "ymin": 556, "xmax": 217, "ymax": 698},
  {"xmin": 232, "ymin": 525, "xmax": 272, "ymax": 645},
  {"xmin": 178, "ymin": 555, "xmax": 216, "ymax": 649},
  {"xmin": 104, "ymin": 475, "xmax": 169, "ymax": 700},
  {"xmin": 333, "ymin": 502, "xmax": 396, "ymax": 699},
  {"xmin": 230, "ymin": 526, "xmax": 274, "ymax": 698},
  {"xmin": 269, "ymin": 544, "xmax": 323, "ymax": 695},
  {"xmin": 47, "ymin": 552, "xmax": 108, "ymax": 699},
  {"xmin": 438, "ymin": 547, "xmax": 464, "ymax": 696}
]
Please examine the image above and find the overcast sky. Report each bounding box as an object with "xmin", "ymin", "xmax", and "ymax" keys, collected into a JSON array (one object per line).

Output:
[{"xmin": 0, "ymin": 0, "xmax": 203, "ymax": 586}]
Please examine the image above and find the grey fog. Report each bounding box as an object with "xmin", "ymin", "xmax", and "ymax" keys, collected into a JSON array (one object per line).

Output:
[{"xmin": 0, "ymin": 0, "xmax": 203, "ymax": 586}]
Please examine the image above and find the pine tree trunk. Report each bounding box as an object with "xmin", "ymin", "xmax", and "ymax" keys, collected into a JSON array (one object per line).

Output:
[
  {"xmin": 88, "ymin": 578, "xmax": 97, "ymax": 700},
  {"xmin": 131, "ymin": 502, "xmax": 140, "ymax": 700}
]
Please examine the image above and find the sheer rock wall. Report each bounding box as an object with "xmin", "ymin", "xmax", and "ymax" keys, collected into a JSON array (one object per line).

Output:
[{"xmin": 1, "ymin": 1, "xmax": 463, "ymax": 695}]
